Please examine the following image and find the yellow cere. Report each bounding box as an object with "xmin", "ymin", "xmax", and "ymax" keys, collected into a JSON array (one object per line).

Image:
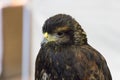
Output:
[
  {"xmin": 44, "ymin": 32, "xmax": 48, "ymax": 38},
  {"xmin": 43, "ymin": 32, "xmax": 57, "ymax": 42}
]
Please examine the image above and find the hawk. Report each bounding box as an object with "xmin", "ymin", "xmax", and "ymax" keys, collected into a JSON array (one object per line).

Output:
[{"xmin": 35, "ymin": 14, "xmax": 112, "ymax": 80}]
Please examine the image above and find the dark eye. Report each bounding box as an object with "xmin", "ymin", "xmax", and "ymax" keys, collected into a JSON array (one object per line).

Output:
[{"xmin": 57, "ymin": 32, "xmax": 64, "ymax": 37}]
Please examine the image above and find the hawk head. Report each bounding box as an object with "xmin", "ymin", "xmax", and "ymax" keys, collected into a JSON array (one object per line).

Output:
[{"xmin": 42, "ymin": 14, "xmax": 87, "ymax": 45}]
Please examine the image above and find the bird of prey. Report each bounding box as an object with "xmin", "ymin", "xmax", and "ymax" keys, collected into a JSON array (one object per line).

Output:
[{"xmin": 35, "ymin": 14, "xmax": 112, "ymax": 80}]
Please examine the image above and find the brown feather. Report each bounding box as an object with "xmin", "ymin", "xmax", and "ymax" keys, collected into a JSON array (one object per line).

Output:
[{"xmin": 35, "ymin": 14, "xmax": 112, "ymax": 80}]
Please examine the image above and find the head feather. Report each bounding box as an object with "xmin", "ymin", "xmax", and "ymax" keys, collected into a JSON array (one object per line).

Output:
[{"xmin": 42, "ymin": 14, "xmax": 87, "ymax": 45}]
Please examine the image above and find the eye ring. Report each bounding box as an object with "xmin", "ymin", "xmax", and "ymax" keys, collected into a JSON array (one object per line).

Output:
[{"xmin": 57, "ymin": 32, "xmax": 64, "ymax": 37}]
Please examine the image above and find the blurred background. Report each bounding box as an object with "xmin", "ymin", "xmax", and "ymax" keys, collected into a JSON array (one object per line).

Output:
[{"xmin": 0, "ymin": 0, "xmax": 120, "ymax": 80}]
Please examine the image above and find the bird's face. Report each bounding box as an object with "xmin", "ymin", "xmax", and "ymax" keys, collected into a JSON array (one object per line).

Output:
[
  {"xmin": 43, "ymin": 26, "xmax": 73, "ymax": 45},
  {"xmin": 42, "ymin": 14, "xmax": 87, "ymax": 45}
]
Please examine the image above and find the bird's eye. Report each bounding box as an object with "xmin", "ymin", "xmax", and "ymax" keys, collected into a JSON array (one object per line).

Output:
[{"xmin": 57, "ymin": 32, "xmax": 64, "ymax": 37}]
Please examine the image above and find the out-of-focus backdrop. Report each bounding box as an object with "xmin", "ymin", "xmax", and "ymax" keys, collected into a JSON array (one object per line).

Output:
[{"xmin": 0, "ymin": 0, "xmax": 120, "ymax": 80}]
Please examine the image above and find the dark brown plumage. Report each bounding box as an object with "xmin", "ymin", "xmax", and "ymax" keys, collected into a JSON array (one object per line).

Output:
[{"xmin": 35, "ymin": 14, "xmax": 112, "ymax": 80}]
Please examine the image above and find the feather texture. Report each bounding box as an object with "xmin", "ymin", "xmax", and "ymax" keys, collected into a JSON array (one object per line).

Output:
[
  {"xmin": 35, "ymin": 14, "xmax": 112, "ymax": 80},
  {"xmin": 35, "ymin": 43, "xmax": 112, "ymax": 80}
]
